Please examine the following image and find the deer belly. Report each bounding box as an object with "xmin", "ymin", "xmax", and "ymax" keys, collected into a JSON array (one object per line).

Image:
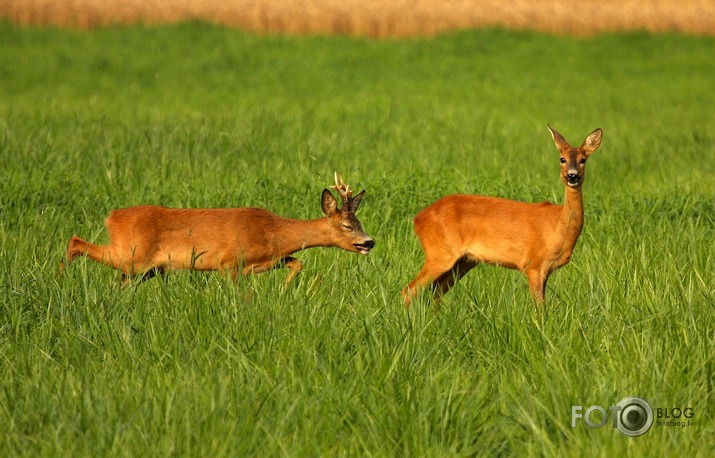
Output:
[
  {"xmin": 464, "ymin": 241, "xmax": 524, "ymax": 270},
  {"xmin": 153, "ymin": 243, "xmax": 238, "ymax": 271}
]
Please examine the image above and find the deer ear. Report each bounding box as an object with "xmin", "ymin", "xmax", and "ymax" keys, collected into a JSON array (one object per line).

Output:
[
  {"xmin": 321, "ymin": 189, "xmax": 338, "ymax": 216},
  {"xmin": 349, "ymin": 190, "xmax": 366, "ymax": 213},
  {"xmin": 581, "ymin": 128, "xmax": 602, "ymax": 155},
  {"xmin": 547, "ymin": 125, "xmax": 569, "ymax": 151}
]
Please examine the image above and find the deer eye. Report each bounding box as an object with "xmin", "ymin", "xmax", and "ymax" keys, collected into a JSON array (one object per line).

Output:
[
  {"xmin": 580, "ymin": 158, "xmax": 587, "ymax": 165},
  {"xmin": 560, "ymin": 157, "xmax": 566, "ymax": 164},
  {"xmin": 342, "ymin": 223, "xmax": 354, "ymax": 231}
]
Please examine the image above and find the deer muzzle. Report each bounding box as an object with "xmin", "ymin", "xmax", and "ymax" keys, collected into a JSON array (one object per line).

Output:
[
  {"xmin": 566, "ymin": 170, "xmax": 581, "ymax": 187},
  {"xmin": 354, "ymin": 239, "xmax": 375, "ymax": 254}
]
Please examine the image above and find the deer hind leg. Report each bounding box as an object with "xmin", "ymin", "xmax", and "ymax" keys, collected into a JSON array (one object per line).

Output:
[
  {"xmin": 66, "ymin": 235, "xmax": 157, "ymax": 285},
  {"xmin": 433, "ymin": 258, "xmax": 477, "ymax": 300},
  {"xmin": 402, "ymin": 255, "xmax": 460, "ymax": 307},
  {"xmin": 66, "ymin": 235, "xmax": 93, "ymax": 264},
  {"xmin": 60, "ymin": 235, "xmax": 88, "ymax": 274},
  {"xmin": 66, "ymin": 235, "xmax": 122, "ymax": 270},
  {"xmin": 67, "ymin": 234, "xmax": 130, "ymax": 267}
]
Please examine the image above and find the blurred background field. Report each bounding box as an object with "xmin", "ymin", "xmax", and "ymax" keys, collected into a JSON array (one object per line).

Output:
[{"xmin": 2, "ymin": 0, "xmax": 715, "ymax": 37}]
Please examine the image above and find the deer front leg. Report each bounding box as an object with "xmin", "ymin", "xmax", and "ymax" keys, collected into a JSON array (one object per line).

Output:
[
  {"xmin": 238, "ymin": 257, "xmax": 302, "ymax": 285},
  {"xmin": 525, "ymin": 268, "xmax": 548, "ymax": 305},
  {"xmin": 119, "ymin": 267, "xmax": 163, "ymax": 290},
  {"xmin": 282, "ymin": 257, "xmax": 303, "ymax": 285}
]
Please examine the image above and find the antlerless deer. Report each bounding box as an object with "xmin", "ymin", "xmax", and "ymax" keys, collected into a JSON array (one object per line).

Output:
[
  {"xmin": 64, "ymin": 174, "xmax": 374, "ymax": 287},
  {"xmin": 403, "ymin": 126, "xmax": 602, "ymax": 306}
]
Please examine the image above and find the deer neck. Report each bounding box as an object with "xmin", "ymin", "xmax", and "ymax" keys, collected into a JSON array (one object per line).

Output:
[
  {"xmin": 558, "ymin": 185, "xmax": 585, "ymax": 247},
  {"xmin": 273, "ymin": 217, "xmax": 334, "ymax": 254}
]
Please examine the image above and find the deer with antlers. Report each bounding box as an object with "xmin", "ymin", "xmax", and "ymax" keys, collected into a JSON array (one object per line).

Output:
[
  {"xmin": 64, "ymin": 173, "xmax": 375, "ymax": 287},
  {"xmin": 402, "ymin": 126, "xmax": 602, "ymax": 307}
]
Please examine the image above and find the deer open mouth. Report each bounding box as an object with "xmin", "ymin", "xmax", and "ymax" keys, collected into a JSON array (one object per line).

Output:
[
  {"xmin": 354, "ymin": 241, "xmax": 374, "ymax": 254},
  {"xmin": 566, "ymin": 175, "xmax": 581, "ymax": 187}
]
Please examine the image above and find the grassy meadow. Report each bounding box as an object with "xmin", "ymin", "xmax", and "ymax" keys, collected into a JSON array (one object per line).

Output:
[{"xmin": 1, "ymin": 22, "xmax": 714, "ymax": 455}]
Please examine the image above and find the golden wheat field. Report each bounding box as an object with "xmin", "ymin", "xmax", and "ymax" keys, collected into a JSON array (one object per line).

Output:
[{"xmin": 1, "ymin": 0, "xmax": 714, "ymax": 36}]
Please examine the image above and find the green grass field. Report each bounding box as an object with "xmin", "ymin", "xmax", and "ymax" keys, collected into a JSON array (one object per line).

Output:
[{"xmin": 1, "ymin": 22, "xmax": 713, "ymax": 455}]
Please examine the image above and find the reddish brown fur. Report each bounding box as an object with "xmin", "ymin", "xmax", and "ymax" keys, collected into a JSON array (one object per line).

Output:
[
  {"xmin": 65, "ymin": 183, "xmax": 374, "ymax": 287},
  {"xmin": 402, "ymin": 126, "xmax": 602, "ymax": 306}
]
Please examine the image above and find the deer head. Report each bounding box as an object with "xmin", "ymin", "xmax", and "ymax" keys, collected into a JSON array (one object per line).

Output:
[
  {"xmin": 548, "ymin": 125, "xmax": 602, "ymax": 188},
  {"xmin": 320, "ymin": 173, "xmax": 375, "ymax": 254}
]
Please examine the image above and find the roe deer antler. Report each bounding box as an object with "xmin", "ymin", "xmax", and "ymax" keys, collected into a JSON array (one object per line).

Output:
[{"xmin": 331, "ymin": 172, "xmax": 353, "ymax": 211}]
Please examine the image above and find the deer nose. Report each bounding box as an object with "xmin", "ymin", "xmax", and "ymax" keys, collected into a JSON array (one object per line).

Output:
[{"xmin": 364, "ymin": 240, "xmax": 375, "ymax": 249}]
